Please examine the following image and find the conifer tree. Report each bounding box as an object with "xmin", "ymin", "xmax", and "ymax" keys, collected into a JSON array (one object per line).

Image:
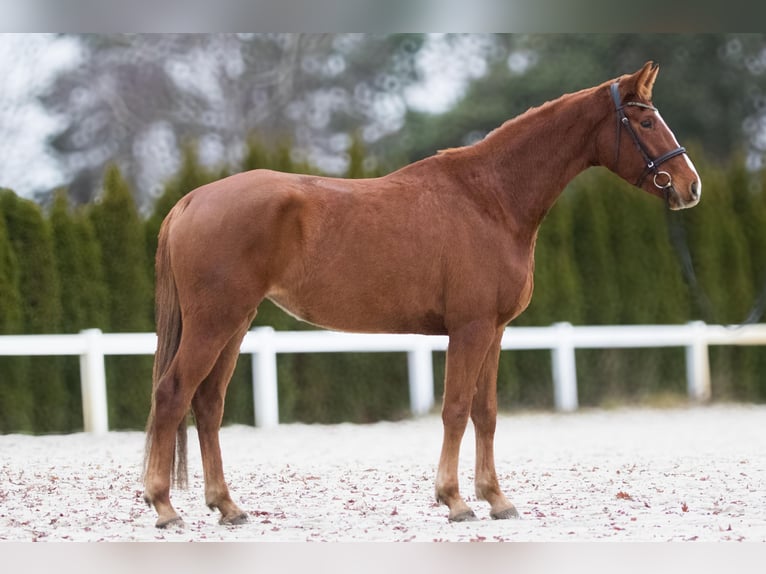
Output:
[
  {"xmin": 51, "ymin": 190, "xmax": 109, "ymax": 332},
  {"xmin": 50, "ymin": 189, "xmax": 109, "ymax": 429},
  {"xmin": 241, "ymin": 134, "xmax": 272, "ymax": 172},
  {"xmin": 345, "ymin": 132, "xmax": 367, "ymax": 179},
  {"xmin": 755, "ymin": 167, "xmax": 766, "ymax": 400},
  {"xmin": 0, "ymin": 198, "xmax": 28, "ymax": 432},
  {"xmin": 570, "ymin": 171, "xmax": 620, "ymax": 325},
  {"xmin": 91, "ymin": 165, "xmax": 153, "ymax": 332},
  {"xmin": 0, "ymin": 189, "xmax": 66, "ymax": 432},
  {"xmin": 90, "ymin": 165, "xmax": 153, "ymax": 428}
]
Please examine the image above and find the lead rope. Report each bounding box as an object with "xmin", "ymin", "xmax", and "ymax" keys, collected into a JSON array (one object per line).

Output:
[
  {"xmin": 740, "ymin": 272, "xmax": 766, "ymax": 326},
  {"xmin": 663, "ymin": 191, "xmax": 715, "ymax": 323},
  {"xmin": 664, "ymin": 190, "xmax": 766, "ymax": 327}
]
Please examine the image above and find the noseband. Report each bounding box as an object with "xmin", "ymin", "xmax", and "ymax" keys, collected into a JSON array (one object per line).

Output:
[{"xmin": 610, "ymin": 82, "xmax": 686, "ymax": 190}]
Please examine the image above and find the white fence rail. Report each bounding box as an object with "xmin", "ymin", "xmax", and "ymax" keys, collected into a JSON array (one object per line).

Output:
[{"xmin": 1, "ymin": 322, "xmax": 765, "ymax": 434}]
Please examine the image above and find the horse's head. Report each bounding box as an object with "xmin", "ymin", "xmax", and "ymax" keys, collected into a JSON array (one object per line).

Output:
[{"xmin": 600, "ymin": 61, "xmax": 701, "ymax": 210}]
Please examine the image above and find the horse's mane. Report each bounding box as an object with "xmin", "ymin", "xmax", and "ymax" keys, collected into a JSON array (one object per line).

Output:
[{"xmin": 436, "ymin": 84, "xmax": 604, "ymax": 158}]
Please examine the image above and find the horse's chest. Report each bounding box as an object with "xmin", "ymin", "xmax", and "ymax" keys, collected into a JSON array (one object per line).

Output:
[{"xmin": 497, "ymin": 252, "xmax": 535, "ymax": 324}]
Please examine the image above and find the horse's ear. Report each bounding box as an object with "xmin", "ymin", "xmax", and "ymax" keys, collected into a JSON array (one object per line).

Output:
[{"xmin": 622, "ymin": 61, "xmax": 659, "ymax": 101}]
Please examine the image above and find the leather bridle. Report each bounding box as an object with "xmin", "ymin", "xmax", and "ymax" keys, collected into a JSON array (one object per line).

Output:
[
  {"xmin": 612, "ymin": 81, "xmax": 766, "ymax": 326},
  {"xmin": 610, "ymin": 81, "xmax": 687, "ymax": 190}
]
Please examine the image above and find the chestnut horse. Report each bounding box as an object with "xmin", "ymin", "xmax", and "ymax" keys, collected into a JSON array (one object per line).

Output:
[{"xmin": 143, "ymin": 61, "xmax": 701, "ymax": 527}]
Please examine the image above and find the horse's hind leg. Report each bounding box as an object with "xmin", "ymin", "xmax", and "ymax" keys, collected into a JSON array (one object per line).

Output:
[
  {"xmin": 191, "ymin": 315, "xmax": 254, "ymax": 525},
  {"xmin": 470, "ymin": 329, "xmax": 519, "ymax": 520},
  {"xmin": 144, "ymin": 320, "xmax": 243, "ymax": 528}
]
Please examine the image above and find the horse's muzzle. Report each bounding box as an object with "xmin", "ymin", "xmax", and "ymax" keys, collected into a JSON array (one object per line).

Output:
[{"xmin": 666, "ymin": 180, "xmax": 701, "ymax": 210}]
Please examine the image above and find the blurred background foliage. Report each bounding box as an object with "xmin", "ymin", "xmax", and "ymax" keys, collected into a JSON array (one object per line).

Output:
[{"xmin": 1, "ymin": 34, "xmax": 766, "ymax": 433}]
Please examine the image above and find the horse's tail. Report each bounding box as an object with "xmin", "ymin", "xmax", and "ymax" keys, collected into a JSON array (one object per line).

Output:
[{"xmin": 143, "ymin": 204, "xmax": 188, "ymax": 489}]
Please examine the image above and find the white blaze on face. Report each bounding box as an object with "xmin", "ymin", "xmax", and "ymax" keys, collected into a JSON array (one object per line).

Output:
[{"xmin": 655, "ymin": 110, "xmax": 702, "ymax": 199}]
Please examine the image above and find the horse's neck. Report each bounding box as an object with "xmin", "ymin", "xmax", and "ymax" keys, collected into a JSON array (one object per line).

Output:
[{"xmin": 450, "ymin": 87, "xmax": 604, "ymax": 232}]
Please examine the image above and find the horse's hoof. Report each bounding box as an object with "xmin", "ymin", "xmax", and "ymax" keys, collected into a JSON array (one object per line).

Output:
[
  {"xmin": 155, "ymin": 515, "xmax": 184, "ymax": 529},
  {"xmin": 491, "ymin": 506, "xmax": 520, "ymax": 520},
  {"xmin": 449, "ymin": 509, "xmax": 478, "ymax": 523},
  {"xmin": 219, "ymin": 512, "xmax": 248, "ymax": 526}
]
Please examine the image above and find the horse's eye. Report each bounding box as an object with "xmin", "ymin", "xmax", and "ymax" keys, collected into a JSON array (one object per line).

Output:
[{"xmin": 640, "ymin": 119, "xmax": 653, "ymax": 129}]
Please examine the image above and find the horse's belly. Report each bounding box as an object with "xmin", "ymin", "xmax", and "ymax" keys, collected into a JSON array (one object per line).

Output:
[{"xmin": 267, "ymin": 286, "xmax": 447, "ymax": 335}]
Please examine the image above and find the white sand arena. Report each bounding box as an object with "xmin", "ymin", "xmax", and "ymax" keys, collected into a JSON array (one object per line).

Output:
[{"xmin": 1, "ymin": 404, "xmax": 765, "ymax": 542}]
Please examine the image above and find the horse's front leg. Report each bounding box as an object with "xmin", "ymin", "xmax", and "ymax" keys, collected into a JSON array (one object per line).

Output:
[
  {"xmin": 471, "ymin": 328, "xmax": 519, "ymax": 519},
  {"xmin": 435, "ymin": 320, "xmax": 497, "ymax": 522}
]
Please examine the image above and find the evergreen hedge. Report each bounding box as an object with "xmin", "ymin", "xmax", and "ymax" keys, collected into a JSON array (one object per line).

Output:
[
  {"xmin": 1, "ymin": 190, "xmax": 67, "ymax": 432},
  {"xmin": 1, "ymin": 138, "xmax": 765, "ymax": 433},
  {"xmin": 89, "ymin": 165, "xmax": 154, "ymax": 429},
  {"xmin": 50, "ymin": 190, "xmax": 109, "ymax": 430},
  {"xmin": 0, "ymin": 198, "xmax": 26, "ymax": 432}
]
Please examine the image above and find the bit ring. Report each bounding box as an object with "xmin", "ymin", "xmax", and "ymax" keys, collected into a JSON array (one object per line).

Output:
[{"xmin": 653, "ymin": 171, "xmax": 672, "ymax": 189}]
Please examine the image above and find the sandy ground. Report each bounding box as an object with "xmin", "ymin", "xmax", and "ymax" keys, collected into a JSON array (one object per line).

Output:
[{"xmin": 1, "ymin": 404, "xmax": 765, "ymax": 542}]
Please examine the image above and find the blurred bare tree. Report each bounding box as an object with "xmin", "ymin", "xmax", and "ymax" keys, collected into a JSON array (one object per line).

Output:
[
  {"xmin": 41, "ymin": 34, "xmax": 766, "ymax": 208},
  {"xmin": 41, "ymin": 33, "xmax": 424, "ymax": 207}
]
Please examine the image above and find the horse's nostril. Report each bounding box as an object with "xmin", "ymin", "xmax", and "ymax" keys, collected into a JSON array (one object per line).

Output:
[{"xmin": 690, "ymin": 180, "xmax": 699, "ymax": 200}]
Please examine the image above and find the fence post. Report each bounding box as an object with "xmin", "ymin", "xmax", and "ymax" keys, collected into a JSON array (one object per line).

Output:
[
  {"xmin": 407, "ymin": 337, "xmax": 435, "ymax": 415},
  {"xmin": 686, "ymin": 321, "xmax": 711, "ymax": 402},
  {"xmin": 79, "ymin": 328, "xmax": 109, "ymax": 434},
  {"xmin": 252, "ymin": 326, "xmax": 279, "ymax": 428},
  {"xmin": 551, "ymin": 322, "xmax": 578, "ymax": 412}
]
